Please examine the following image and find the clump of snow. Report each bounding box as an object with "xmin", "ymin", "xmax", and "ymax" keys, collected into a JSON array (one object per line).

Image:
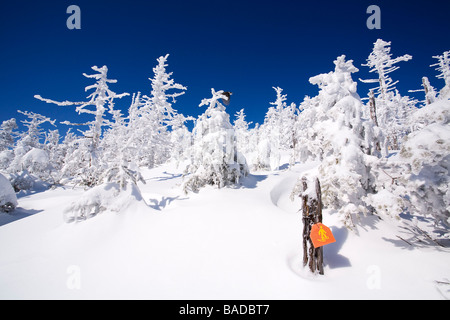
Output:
[
  {"xmin": 64, "ymin": 182, "xmax": 145, "ymax": 222},
  {"xmin": 21, "ymin": 148, "xmax": 51, "ymax": 175},
  {"xmin": 0, "ymin": 173, "xmax": 18, "ymax": 213}
]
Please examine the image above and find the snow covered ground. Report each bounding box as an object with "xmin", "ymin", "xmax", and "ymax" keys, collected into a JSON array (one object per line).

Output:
[{"xmin": 0, "ymin": 157, "xmax": 449, "ymax": 300}]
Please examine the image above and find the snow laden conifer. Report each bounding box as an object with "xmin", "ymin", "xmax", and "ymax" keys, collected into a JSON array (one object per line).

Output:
[
  {"xmin": 100, "ymin": 104, "xmax": 146, "ymax": 189},
  {"xmin": 127, "ymin": 54, "xmax": 187, "ymax": 168},
  {"xmin": 295, "ymin": 55, "xmax": 382, "ymax": 229},
  {"xmin": 398, "ymin": 98, "xmax": 450, "ymax": 228},
  {"xmin": 0, "ymin": 119, "xmax": 18, "ymax": 171},
  {"xmin": 368, "ymin": 97, "xmax": 450, "ymax": 231},
  {"xmin": 233, "ymin": 108, "xmax": 252, "ymax": 156},
  {"xmin": 8, "ymin": 111, "xmax": 56, "ymax": 185},
  {"xmin": 253, "ymin": 87, "xmax": 290, "ymax": 171},
  {"xmin": 35, "ymin": 65, "xmax": 129, "ymax": 187},
  {"xmin": 170, "ymin": 113, "xmax": 194, "ymax": 168},
  {"xmin": 431, "ymin": 50, "xmax": 450, "ymax": 100},
  {"xmin": 360, "ymin": 39, "xmax": 414, "ymax": 150},
  {"xmin": 183, "ymin": 89, "xmax": 248, "ymax": 193}
]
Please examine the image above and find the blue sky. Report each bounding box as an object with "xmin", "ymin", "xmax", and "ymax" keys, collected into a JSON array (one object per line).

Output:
[{"xmin": 1, "ymin": 0, "xmax": 449, "ymax": 134}]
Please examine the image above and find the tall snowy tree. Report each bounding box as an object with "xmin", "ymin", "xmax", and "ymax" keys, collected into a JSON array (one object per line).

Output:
[
  {"xmin": 183, "ymin": 89, "xmax": 248, "ymax": 193},
  {"xmin": 431, "ymin": 50, "xmax": 450, "ymax": 100},
  {"xmin": 253, "ymin": 87, "xmax": 289, "ymax": 171},
  {"xmin": 0, "ymin": 119, "xmax": 18, "ymax": 171},
  {"xmin": 360, "ymin": 39, "xmax": 414, "ymax": 150},
  {"xmin": 233, "ymin": 108, "xmax": 252, "ymax": 156},
  {"xmin": 35, "ymin": 65, "xmax": 129, "ymax": 186},
  {"xmin": 128, "ymin": 54, "xmax": 187, "ymax": 168},
  {"xmin": 170, "ymin": 113, "xmax": 194, "ymax": 168},
  {"xmin": 295, "ymin": 55, "xmax": 383, "ymax": 229}
]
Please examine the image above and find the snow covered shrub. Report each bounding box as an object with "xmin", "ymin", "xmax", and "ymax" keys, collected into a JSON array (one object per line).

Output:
[
  {"xmin": 398, "ymin": 99, "xmax": 450, "ymax": 227},
  {"xmin": 366, "ymin": 58, "xmax": 450, "ymax": 230},
  {"xmin": 0, "ymin": 173, "xmax": 18, "ymax": 213},
  {"xmin": 64, "ymin": 182, "xmax": 144, "ymax": 222},
  {"xmin": 7, "ymin": 111, "xmax": 56, "ymax": 181},
  {"xmin": 183, "ymin": 89, "xmax": 249, "ymax": 193},
  {"xmin": 296, "ymin": 55, "xmax": 382, "ymax": 229},
  {"xmin": 20, "ymin": 148, "xmax": 52, "ymax": 179}
]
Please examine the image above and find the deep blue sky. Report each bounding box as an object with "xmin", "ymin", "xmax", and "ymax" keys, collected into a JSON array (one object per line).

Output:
[{"xmin": 1, "ymin": 0, "xmax": 449, "ymax": 134}]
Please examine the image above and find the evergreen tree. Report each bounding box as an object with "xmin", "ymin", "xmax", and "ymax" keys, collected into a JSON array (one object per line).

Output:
[
  {"xmin": 183, "ymin": 89, "xmax": 248, "ymax": 193},
  {"xmin": 35, "ymin": 65, "xmax": 129, "ymax": 187},
  {"xmin": 360, "ymin": 39, "xmax": 414, "ymax": 150},
  {"xmin": 295, "ymin": 55, "xmax": 382, "ymax": 229},
  {"xmin": 431, "ymin": 50, "xmax": 450, "ymax": 100}
]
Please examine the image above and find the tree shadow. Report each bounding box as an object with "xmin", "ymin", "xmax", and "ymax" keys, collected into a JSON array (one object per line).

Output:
[
  {"xmin": 238, "ymin": 173, "xmax": 268, "ymax": 189},
  {"xmin": 382, "ymin": 224, "xmax": 450, "ymax": 251},
  {"xmin": 147, "ymin": 171, "xmax": 182, "ymax": 182},
  {"xmin": 147, "ymin": 196, "xmax": 188, "ymax": 211},
  {"xmin": 0, "ymin": 207, "xmax": 43, "ymax": 226},
  {"xmin": 324, "ymin": 226, "xmax": 352, "ymax": 269}
]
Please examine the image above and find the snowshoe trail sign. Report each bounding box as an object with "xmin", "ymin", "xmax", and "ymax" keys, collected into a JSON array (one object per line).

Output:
[{"xmin": 310, "ymin": 223, "xmax": 335, "ymax": 248}]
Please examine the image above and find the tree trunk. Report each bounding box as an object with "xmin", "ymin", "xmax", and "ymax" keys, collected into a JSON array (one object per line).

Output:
[
  {"xmin": 368, "ymin": 90, "xmax": 379, "ymax": 127},
  {"xmin": 301, "ymin": 177, "xmax": 324, "ymax": 275},
  {"xmin": 368, "ymin": 90, "xmax": 381, "ymax": 153}
]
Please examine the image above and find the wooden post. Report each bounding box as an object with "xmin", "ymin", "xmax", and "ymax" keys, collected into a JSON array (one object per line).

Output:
[{"xmin": 301, "ymin": 177, "xmax": 324, "ymax": 275}]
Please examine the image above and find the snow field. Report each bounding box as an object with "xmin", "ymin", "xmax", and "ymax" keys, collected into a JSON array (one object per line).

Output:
[{"xmin": 0, "ymin": 159, "xmax": 449, "ymax": 299}]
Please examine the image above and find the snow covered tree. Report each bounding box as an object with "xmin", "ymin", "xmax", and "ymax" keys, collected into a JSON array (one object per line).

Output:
[
  {"xmin": 126, "ymin": 55, "xmax": 187, "ymax": 168},
  {"xmin": 35, "ymin": 65, "xmax": 129, "ymax": 187},
  {"xmin": 360, "ymin": 39, "xmax": 412, "ymax": 102},
  {"xmin": 233, "ymin": 108, "xmax": 252, "ymax": 156},
  {"xmin": 360, "ymin": 39, "xmax": 414, "ymax": 150},
  {"xmin": 295, "ymin": 55, "xmax": 383, "ymax": 229},
  {"xmin": 0, "ymin": 119, "xmax": 18, "ymax": 171},
  {"xmin": 253, "ymin": 87, "xmax": 289, "ymax": 171},
  {"xmin": 8, "ymin": 111, "xmax": 56, "ymax": 179},
  {"xmin": 431, "ymin": 50, "xmax": 450, "ymax": 100},
  {"xmin": 170, "ymin": 113, "xmax": 194, "ymax": 167},
  {"xmin": 144, "ymin": 54, "xmax": 187, "ymax": 166},
  {"xmin": 409, "ymin": 77, "xmax": 437, "ymax": 106},
  {"xmin": 100, "ymin": 105, "xmax": 146, "ymax": 189},
  {"xmin": 183, "ymin": 89, "xmax": 248, "ymax": 193},
  {"xmin": 368, "ymin": 97, "xmax": 450, "ymax": 231},
  {"xmin": 0, "ymin": 119, "xmax": 17, "ymax": 152}
]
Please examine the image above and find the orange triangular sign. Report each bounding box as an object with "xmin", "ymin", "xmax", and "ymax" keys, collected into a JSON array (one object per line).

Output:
[{"xmin": 310, "ymin": 223, "xmax": 336, "ymax": 248}]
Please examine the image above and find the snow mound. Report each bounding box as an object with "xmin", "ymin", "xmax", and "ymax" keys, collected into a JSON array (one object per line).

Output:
[
  {"xmin": 0, "ymin": 173, "xmax": 18, "ymax": 213},
  {"xmin": 64, "ymin": 183, "xmax": 146, "ymax": 222}
]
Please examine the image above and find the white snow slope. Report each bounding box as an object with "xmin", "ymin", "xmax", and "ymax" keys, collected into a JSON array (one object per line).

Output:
[{"xmin": 0, "ymin": 158, "xmax": 449, "ymax": 300}]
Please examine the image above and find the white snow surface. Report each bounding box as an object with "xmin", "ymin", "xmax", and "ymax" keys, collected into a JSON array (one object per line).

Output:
[{"xmin": 0, "ymin": 156, "xmax": 449, "ymax": 299}]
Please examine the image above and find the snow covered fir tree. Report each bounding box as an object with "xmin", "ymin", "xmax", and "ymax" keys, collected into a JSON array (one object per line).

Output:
[
  {"xmin": 0, "ymin": 42, "xmax": 449, "ymax": 241},
  {"xmin": 182, "ymin": 89, "xmax": 249, "ymax": 193}
]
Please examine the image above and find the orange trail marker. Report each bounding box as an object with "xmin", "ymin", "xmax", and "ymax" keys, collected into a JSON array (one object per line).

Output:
[{"xmin": 310, "ymin": 223, "xmax": 336, "ymax": 248}]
